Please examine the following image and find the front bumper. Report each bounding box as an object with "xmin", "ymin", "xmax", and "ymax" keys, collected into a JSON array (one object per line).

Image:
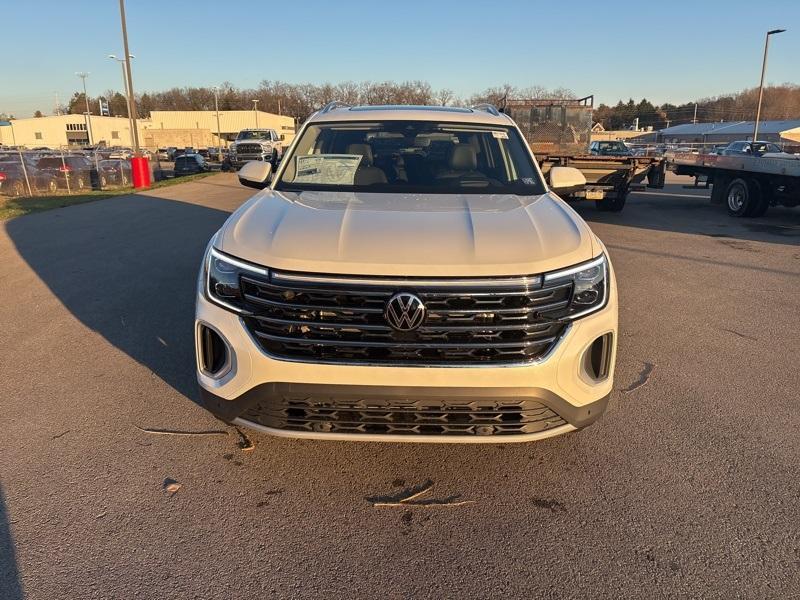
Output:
[{"xmin": 195, "ymin": 273, "xmax": 618, "ymax": 442}]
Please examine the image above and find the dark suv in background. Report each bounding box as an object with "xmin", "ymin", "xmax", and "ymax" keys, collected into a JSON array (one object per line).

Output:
[
  {"xmin": 36, "ymin": 156, "xmax": 95, "ymax": 190},
  {"xmin": 174, "ymin": 153, "xmax": 210, "ymax": 177}
]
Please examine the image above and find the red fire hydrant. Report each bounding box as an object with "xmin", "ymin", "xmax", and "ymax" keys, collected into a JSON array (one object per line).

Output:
[{"xmin": 131, "ymin": 156, "xmax": 151, "ymax": 189}]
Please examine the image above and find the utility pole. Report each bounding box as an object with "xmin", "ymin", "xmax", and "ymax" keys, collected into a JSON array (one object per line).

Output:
[
  {"xmin": 253, "ymin": 99, "xmax": 259, "ymax": 127},
  {"xmin": 75, "ymin": 72, "xmax": 94, "ymax": 145},
  {"xmin": 754, "ymin": 28, "xmax": 786, "ymax": 142},
  {"xmin": 691, "ymin": 103, "xmax": 698, "ymax": 124},
  {"xmin": 108, "ymin": 54, "xmax": 136, "ymax": 147},
  {"xmin": 212, "ymin": 86, "xmax": 224, "ymax": 156},
  {"xmin": 118, "ymin": 0, "xmax": 141, "ymax": 155},
  {"xmin": 54, "ymin": 92, "xmax": 61, "ymax": 116}
]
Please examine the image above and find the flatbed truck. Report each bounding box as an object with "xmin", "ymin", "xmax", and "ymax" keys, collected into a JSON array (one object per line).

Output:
[{"xmin": 670, "ymin": 152, "xmax": 800, "ymax": 217}]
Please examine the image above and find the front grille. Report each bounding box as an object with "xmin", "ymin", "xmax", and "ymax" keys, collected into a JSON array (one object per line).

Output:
[
  {"xmin": 241, "ymin": 394, "xmax": 567, "ymax": 436},
  {"xmin": 239, "ymin": 271, "xmax": 571, "ymax": 366},
  {"xmin": 236, "ymin": 144, "xmax": 263, "ymax": 155}
]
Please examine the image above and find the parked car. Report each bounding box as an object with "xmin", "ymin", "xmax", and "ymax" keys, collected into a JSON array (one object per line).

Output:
[
  {"xmin": 196, "ymin": 103, "xmax": 618, "ymax": 444},
  {"xmin": 589, "ymin": 140, "xmax": 633, "ymax": 156},
  {"xmin": 98, "ymin": 159, "xmax": 132, "ymax": 187},
  {"xmin": 36, "ymin": 156, "xmax": 94, "ymax": 190},
  {"xmin": 108, "ymin": 147, "xmax": 133, "ymax": 159},
  {"xmin": 0, "ymin": 163, "xmax": 58, "ymax": 196},
  {"xmin": 719, "ymin": 140, "xmax": 799, "ymax": 159},
  {"xmin": 173, "ymin": 153, "xmax": 209, "ymax": 176}
]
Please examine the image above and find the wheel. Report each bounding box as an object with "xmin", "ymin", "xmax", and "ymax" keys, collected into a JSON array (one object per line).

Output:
[
  {"xmin": 12, "ymin": 180, "xmax": 25, "ymax": 197},
  {"xmin": 121, "ymin": 174, "xmax": 129, "ymax": 186},
  {"xmin": 725, "ymin": 177, "xmax": 761, "ymax": 217},
  {"xmin": 100, "ymin": 175, "xmax": 108, "ymax": 188},
  {"xmin": 271, "ymin": 150, "xmax": 279, "ymax": 167},
  {"xmin": 74, "ymin": 176, "xmax": 86, "ymax": 191},
  {"xmin": 47, "ymin": 179, "xmax": 58, "ymax": 193},
  {"xmin": 596, "ymin": 190, "xmax": 628, "ymax": 212}
]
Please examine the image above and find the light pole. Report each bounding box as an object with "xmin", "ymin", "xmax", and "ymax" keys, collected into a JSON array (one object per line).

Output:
[
  {"xmin": 212, "ymin": 86, "xmax": 224, "ymax": 158},
  {"xmin": 108, "ymin": 54, "xmax": 136, "ymax": 146},
  {"xmin": 118, "ymin": 0, "xmax": 149, "ymax": 188},
  {"xmin": 75, "ymin": 72, "xmax": 94, "ymax": 146},
  {"xmin": 252, "ymin": 99, "xmax": 259, "ymax": 128},
  {"xmin": 753, "ymin": 28, "xmax": 786, "ymax": 143}
]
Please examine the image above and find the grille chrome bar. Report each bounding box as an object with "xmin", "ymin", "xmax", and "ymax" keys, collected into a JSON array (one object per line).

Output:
[{"xmin": 240, "ymin": 270, "xmax": 572, "ymax": 365}]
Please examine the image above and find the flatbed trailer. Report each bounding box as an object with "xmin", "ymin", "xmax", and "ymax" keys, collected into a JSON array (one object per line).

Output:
[
  {"xmin": 503, "ymin": 96, "xmax": 666, "ymax": 212},
  {"xmin": 670, "ymin": 153, "xmax": 800, "ymax": 217}
]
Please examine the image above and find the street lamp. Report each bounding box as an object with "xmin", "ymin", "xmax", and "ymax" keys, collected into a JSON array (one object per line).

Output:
[
  {"xmin": 108, "ymin": 54, "xmax": 136, "ymax": 147},
  {"xmin": 212, "ymin": 86, "xmax": 224, "ymax": 158},
  {"xmin": 118, "ymin": 0, "xmax": 150, "ymax": 188},
  {"xmin": 252, "ymin": 99, "xmax": 259, "ymax": 127},
  {"xmin": 753, "ymin": 28, "xmax": 786, "ymax": 143},
  {"xmin": 75, "ymin": 72, "xmax": 94, "ymax": 145}
]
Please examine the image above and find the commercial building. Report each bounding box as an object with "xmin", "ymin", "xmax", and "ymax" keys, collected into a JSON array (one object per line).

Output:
[
  {"xmin": 0, "ymin": 110, "xmax": 296, "ymax": 149},
  {"xmin": 654, "ymin": 120, "xmax": 800, "ymax": 145}
]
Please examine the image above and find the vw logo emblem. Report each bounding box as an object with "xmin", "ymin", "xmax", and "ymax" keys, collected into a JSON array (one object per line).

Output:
[{"xmin": 385, "ymin": 293, "xmax": 426, "ymax": 331}]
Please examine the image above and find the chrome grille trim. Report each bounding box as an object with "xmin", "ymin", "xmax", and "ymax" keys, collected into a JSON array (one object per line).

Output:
[{"xmin": 239, "ymin": 271, "xmax": 573, "ymax": 366}]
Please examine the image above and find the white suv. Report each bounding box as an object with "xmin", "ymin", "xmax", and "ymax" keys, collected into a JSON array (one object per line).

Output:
[{"xmin": 196, "ymin": 103, "xmax": 617, "ymax": 443}]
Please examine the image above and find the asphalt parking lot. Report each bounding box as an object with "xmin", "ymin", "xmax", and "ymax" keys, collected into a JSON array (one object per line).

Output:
[{"xmin": 2, "ymin": 173, "xmax": 799, "ymax": 599}]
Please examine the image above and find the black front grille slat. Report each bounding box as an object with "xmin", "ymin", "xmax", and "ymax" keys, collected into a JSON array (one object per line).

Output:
[
  {"xmin": 240, "ymin": 271, "xmax": 571, "ymax": 365},
  {"xmin": 241, "ymin": 395, "xmax": 568, "ymax": 436}
]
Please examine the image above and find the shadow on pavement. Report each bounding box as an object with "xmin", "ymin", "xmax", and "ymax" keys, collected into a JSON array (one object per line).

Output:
[
  {"xmin": 573, "ymin": 187, "xmax": 800, "ymax": 247},
  {"xmin": 5, "ymin": 191, "xmax": 233, "ymax": 402},
  {"xmin": 0, "ymin": 484, "xmax": 23, "ymax": 600}
]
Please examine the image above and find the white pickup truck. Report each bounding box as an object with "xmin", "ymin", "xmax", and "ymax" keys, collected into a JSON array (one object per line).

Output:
[{"xmin": 227, "ymin": 129, "xmax": 285, "ymax": 169}]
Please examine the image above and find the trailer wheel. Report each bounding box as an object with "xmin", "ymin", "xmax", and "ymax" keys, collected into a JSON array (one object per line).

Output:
[
  {"xmin": 725, "ymin": 177, "xmax": 760, "ymax": 217},
  {"xmin": 596, "ymin": 190, "xmax": 627, "ymax": 212}
]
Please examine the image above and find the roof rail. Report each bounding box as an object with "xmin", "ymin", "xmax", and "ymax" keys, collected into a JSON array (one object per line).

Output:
[
  {"xmin": 471, "ymin": 103, "xmax": 501, "ymax": 116},
  {"xmin": 320, "ymin": 101, "xmax": 351, "ymax": 114}
]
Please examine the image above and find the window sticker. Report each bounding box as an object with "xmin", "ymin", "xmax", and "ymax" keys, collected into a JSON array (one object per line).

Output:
[
  {"xmin": 294, "ymin": 154, "xmax": 362, "ymax": 185},
  {"xmin": 491, "ymin": 130, "xmax": 509, "ymax": 139}
]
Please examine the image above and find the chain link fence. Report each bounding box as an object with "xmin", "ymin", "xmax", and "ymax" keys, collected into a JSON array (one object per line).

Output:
[{"xmin": 0, "ymin": 144, "xmax": 223, "ymax": 198}]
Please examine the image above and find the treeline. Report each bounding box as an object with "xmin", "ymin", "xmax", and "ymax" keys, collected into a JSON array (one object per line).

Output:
[
  {"xmin": 60, "ymin": 81, "xmax": 575, "ymax": 121},
  {"xmin": 595, "ymin": 85, "xmax": 800, "ymax": 130}
]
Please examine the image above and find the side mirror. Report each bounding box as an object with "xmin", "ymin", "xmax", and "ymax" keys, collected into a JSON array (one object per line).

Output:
[
  {"xmin": 549, "ymin": 166, "xmax": 586, "ymax": 195},
  {"xmin": 280, "ymin": 134, "xmax": 285, "ymax": 141},
  {"xmin": 238, "ymin": 160, "xmax": 272, "ymax": 189}
]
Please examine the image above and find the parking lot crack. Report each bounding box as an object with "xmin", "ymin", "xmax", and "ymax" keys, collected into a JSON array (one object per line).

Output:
[
  {"xmin": 134, "ymin": 425, "xmax": 228, "ymax": 437},
  {"xmin": 367, "ymin": 480, "xmax": 475, "ymax": 507}
]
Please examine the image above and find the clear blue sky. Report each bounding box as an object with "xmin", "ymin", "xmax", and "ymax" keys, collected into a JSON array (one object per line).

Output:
[{"xmin": 2, "ymin": 0, "xmax": 798, "ymax": 117}]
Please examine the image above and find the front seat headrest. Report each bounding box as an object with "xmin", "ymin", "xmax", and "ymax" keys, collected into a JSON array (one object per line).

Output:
[
  {"xmin": 347, "ymin": 143, "xmax": 374, "ymax": 166},
  {"xmin": 449, "ymin": 145, "xmax": 477, "ymax": 171}
]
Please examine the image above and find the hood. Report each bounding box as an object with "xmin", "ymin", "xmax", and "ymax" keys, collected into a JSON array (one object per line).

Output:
[{"xmin": 217, "ymin": 190, "xmax": 596, "ymax": 277}]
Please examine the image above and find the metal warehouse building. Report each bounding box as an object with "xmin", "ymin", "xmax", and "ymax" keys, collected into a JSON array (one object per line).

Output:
[
  {"xmin": 0, "ymin": 110, "xmax": 296, "ymax": 149},
  {"xmin": 657, "ymin": 120, "xmax": 800, "ymax": 145}
]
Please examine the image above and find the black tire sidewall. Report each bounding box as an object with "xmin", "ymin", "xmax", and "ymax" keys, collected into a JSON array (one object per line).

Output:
[{"xmin": 725, "ymin": 178, "xmax": 751, "ymax": 217}]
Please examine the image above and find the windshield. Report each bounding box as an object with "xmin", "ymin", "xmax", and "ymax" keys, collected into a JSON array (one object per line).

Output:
[
  {"xmin": 751, "ymin": 142, "xmax": 782, "ymax": 154},
  {"xmin": 275, "ymin": 120, "xmax": 545, "ymax": 195},
  {"xmin": 237, "ymin": 131, "xmax": 270, "ymax": 140},
  {"xmin": 597, "ymin": 142, "xmax": 629, "ymax": 153}
]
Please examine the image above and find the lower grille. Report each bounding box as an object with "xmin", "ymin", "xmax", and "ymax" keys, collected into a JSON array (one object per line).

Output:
[
  {"xmin": 240, "ymin": 271, "xmax": 571, "ymax": 366},
  {"xmin": 236, "ymin": 143, "xmax": 264, "ymax": 154},
  {"xmin": 241, "ymin": 395, "xmax": 567, "ymax": 436}
]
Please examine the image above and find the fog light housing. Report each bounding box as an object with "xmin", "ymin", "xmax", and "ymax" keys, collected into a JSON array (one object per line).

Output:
[
  {"xmin": 584, "ymin": 333, "xmax": 613, "ymax": 381},
  {"xmin": 198, "ymin": 323, "xmax": 231, "ymax": 378}
]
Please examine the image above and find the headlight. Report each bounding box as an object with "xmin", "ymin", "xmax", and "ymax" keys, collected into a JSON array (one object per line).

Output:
[
  {"xmin": 542, "ymin": 254, "xmax": 608, "ymax": 320},
  {"xmin": 204, "ymin": 246, "xmax": 268, "ymax": 314}
]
